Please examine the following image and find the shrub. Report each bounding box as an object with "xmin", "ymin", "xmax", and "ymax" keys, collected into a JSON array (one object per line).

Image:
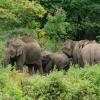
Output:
[
  {"xmin": 0, "ymin": 0, "xmax": 46, "ymax": 30},
  {"xmin": 0, "ymin": 66, "xmax": 23, "ymax": 100},
  {"xmin": 38, "ymin": 37, "xmax": 62, "ymax": 51},
  {"xmin": 0, "ymin": 64, "xmax": 100, "ymax": 99},
  {"xmin": 20, "ymin": 65, "xmax": 100, "ymax": 99},
  {"xmin": 44, "ymin": 8, "xmax": 72, "ymax": 41}
]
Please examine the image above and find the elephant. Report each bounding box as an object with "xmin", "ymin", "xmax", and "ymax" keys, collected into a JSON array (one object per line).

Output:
[
  {"xmin": 79, "ymin": 42, "xmax": 99, "ymax": 67},
  {"xmin": 72, "ymin": 40, "xmax": 91, "ymax": 65},
  {"xmin": 62, "ymin": 39, "xmax": 75, "ymax": 58},
  {"xmin": 62, "ymin": 39, "xmax": 80, "ymax": 65},
  {"xmin": 41, "ymin": 51, "xmax": 70, "ymax": 73},
  {"xmin": 3, "ymin": 36, "xmax": 43, "ymax": 74},
  {"xmin": 62, "ymin": 39, "xmax": 96, "ymax": 66},
  {"xmin": 19, "ymin": 35, "xmax": 36, "ymax": 43},
  {"xmin": 41, "ymin": 50, "xmax": 53, "ymax": 73}
]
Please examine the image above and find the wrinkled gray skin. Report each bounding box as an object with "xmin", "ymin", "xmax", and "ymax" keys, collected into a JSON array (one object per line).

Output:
[
  {"xmin": 40, "ymin": 50, "xmax": 53, "ymax": 73},
  {"xmin": 62, "ymin": 40, "xmax": 79, "ymax": 65},
  {"xmin": 72, "ymin": 40, "xmax": 91, "ymax": 65},
  {"xmin": 62, "ymin": 40, "xmax": 75, "ymax": 58},
  {"xmin": 79, "ymin": 42, "xmax": 100, "ymax": 67},
  {"xmin": 62, "ymin": 39, "xmax": 93, "ymax": 66},
  {"xmin": 3, "ymin": 37, "xmax": 43, "ymax": 74},
  {"xmin": 42, "ymin": 51, "xmax": 70, "ymax": 73}
]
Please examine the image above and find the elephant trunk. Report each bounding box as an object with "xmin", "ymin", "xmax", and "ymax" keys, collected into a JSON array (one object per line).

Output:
[
  {"xmin": 3, "ymin": 57, "xmax": 10, "ymax": 67},
  {"xmin": 3, "ymin": 49, "xmax": 11, "ymax": 67}
]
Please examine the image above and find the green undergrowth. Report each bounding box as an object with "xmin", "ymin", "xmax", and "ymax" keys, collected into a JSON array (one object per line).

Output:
[{"xmin": 0, "ymin": 65, "xmax": 100, "ymax": 100}]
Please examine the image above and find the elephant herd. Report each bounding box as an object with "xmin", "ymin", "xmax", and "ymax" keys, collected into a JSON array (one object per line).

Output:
[{"xmin": 3, "ymin": 36, "xmax": 100, "ymax": 74}]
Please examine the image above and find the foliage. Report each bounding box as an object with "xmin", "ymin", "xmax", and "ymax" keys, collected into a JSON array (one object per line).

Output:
[
  {"xmin": 0, "ymin": 65, "xmax": 100, "ymax": 99},
  {"xmin": 0, "ymin": 0, "xmax": 100, "ymax": 99},
  {"xmin": 44, "ymin": 8, "xmax": 73, "ymax": 41},
  {"xmin": 0, "ymin": 0, "xmax": 46, "ymax": 30},
  {"xmin": 38, "ymin": 37, "xmax": 62, "ymax": 52},
  {"xmin": 0, "ymin": 0, "xmax": 100, "ymax": 41},
  {"xmin": 36, "ymin": 0, "xmax": 100, "ymax": 40},
  {"xmin": 0, "ymin": 66, "xmax": 23, "ymax": 100}
]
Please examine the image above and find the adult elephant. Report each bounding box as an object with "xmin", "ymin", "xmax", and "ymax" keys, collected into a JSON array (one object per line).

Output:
[
  {"xmin": 3, "ymin": 36, "xmax": 43, "ymax": 74},
  {"xmin": 72, "ymin": 40, "xmax": 91, "ymax": 65},
  {"xmin": 42, "ymin": 51, "xmax": 70, "ymax": 73},
  {"xmin": 79, "ymin": 42, "xmax": 99, "ymax": 67},
  {"xmin": 62, "ymin": 39, "xmax": 95, "ymax": 66}
]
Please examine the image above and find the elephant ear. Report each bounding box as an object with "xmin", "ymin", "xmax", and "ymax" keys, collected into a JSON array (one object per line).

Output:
[
  {"xmin": 12, "ymin": 39, "xmax": 24, "ymax": 56},
  {"xmin": 16, "ymin": 45, "xmax": 24, "ymax": 56}
]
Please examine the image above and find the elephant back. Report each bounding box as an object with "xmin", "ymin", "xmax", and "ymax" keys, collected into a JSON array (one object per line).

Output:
[
  {"xmin": 19, "ymin": 36, "xmax": 36, "ymax": 43},
  {"xmin": 41, "ymin": 50, "xmax": 52, "ymax": 57},
  {"xmin": 24, "ymin": 41, "xmax": 41, "ymax": 64}
]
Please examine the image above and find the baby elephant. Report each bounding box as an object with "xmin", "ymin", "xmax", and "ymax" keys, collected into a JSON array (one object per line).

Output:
[{"xmin": 42, "ymin": 51, "xmax": 70, "ymax": 73}]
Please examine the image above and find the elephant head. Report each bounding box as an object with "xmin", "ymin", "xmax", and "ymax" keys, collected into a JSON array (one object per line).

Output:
[
  {"xmin": 78, "ymin": 40, "xmax": 97, "ymax": 50},
  {"xmin": 3, "ymin": 39, "xmax": 25, "ymax": 66},
  {"xmin": 43, "ymin": 54, "xmax": 53, "ymax": 73},
  {"xmin": 41, "ymin": 51, "xmax": 52, "ymax": 73},
  {"xmin": 41, "ymin": 50, "xmax": 52, "ymax": 60},
  {"xmin": 62, "ymin": 40, "xmax": 75, "ymax": 57}
]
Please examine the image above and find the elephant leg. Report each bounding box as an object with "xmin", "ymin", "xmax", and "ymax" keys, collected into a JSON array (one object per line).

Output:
[
  {"xmin": 10, "ymin": 58, "xmax": 15, "ymax": 70},
  {"xmin": 34, "ymin": 65, "xmax": 38, "ymax": 73},
  {"xmin": 37, "ymin": 60, "xmax": 43, "ymax": 74},
  {"xmin": 78, "ymin": 55, "xmax": 84, "ymax": 68},
  {"xmin": 45, "ymin": 61, "xmax": 53, "ymax": 73},
  {"xmin": 57, "ymin": 64, "xmax": 64, "ymax": 71},
  {"xmin": 34, "ymin": 67, "xmax": 37, "ymax": 73},
  {"xmin": 28, "ymin": 64, "xmax": 34, "ymax": 75},
  {"xmin": 42, "ymin": 62, "xmax": 47, "ymax": 73},
  {"xmin": 16, "ymin": 63, "xmax": 23, "ymax": 71},
  {"xmin": 65, "ymin": 64, "xmax": 70, "ymax": 71}
]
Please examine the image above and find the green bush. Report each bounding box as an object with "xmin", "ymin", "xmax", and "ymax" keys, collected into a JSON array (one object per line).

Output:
[
  {"xmin": 0, "ymin": 0, "xmax": 46, "ymax": 30},
  {"xmin": 0, "ymin": 66, "xmax": 23, "ymax": 100},
  {"xmin": 38, "ymin": 37, "xmax": 62, "ymax": 52},
  {"xmin": 44, "ymin": 8, "xmax": 73, "ymax": 41},
  {"xmin": 0, "ymin": 65, "xmax": 100, "ymax": 99}
]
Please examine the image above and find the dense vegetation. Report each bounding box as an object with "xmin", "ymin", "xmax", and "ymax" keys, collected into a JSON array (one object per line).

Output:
[
  {"xmin": 0, "ymin": 65, "xmax": 100, "ymax": 99},
  {"xmin": 0, "ymin": 0, "xmax": 100, "ymax": 99},
  {"xmin": 0, "ymin": 0, "xmax": 100, "ymax": 41}
]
